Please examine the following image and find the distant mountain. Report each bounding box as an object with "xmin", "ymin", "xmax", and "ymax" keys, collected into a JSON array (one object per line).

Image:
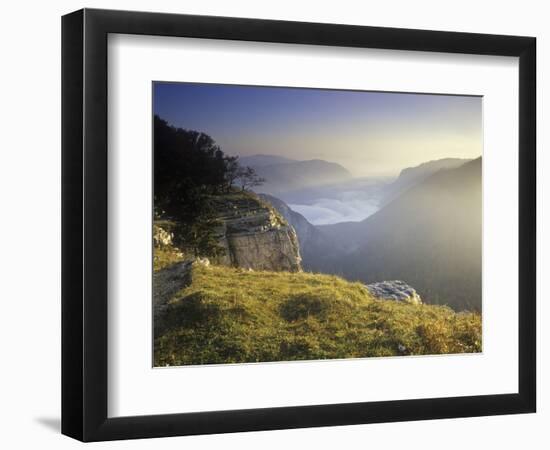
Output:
[
  {"xmin": 317, "ymin": 219, "xmax": 366, "ymax": 254},
  {"xmin": 238, "ymin": 154, "xmax": 296, "ymax": 168},
  {"xmin": 382, "ymin": 158, "xmax": 471, "ymax": 206},
  {"xmin": 320, "ymin": 158, "xmax": 482, "ymax": 311},
  {"xmin": 253, "ymin": 159, "xmax": 352, "ymax": 196}
]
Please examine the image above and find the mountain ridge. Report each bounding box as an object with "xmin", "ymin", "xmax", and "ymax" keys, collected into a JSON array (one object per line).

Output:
[
  {"xmin": 238, "ymin": 154, "xmax": 296, "ymax": 167},
  {"xmin": 247, "ymin": 158, "xmax": 353, "ymax": 196},
  {"xmin": 382, "ymin": 157, "xmax": 472, "ymax": 206},
  {"xmin": 338, "ymin": 157, "xmax": 482, "ymax": 310}
]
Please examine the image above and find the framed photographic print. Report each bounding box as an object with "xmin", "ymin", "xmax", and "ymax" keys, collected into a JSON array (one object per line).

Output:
[{"xmin": 61, "ymin": 8, "xmax": 536, "ymax": 442}]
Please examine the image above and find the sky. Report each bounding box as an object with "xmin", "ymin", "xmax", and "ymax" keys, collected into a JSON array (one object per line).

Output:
[{"xmin": 154, "ymin": 82, "xmax": 482, "ymax": 177}]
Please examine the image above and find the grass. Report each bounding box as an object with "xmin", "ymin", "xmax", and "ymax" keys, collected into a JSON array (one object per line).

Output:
[
  {"xmin": 153, "ymin": 221, "xmax": 186, "ymax": 271},
  {"xmin": 153, "ymin": 246, "xmax": 185, "ymax": 272},
  {"xmin": 154, "ymin": 263, "xmax": 482, "ymax": 366}
]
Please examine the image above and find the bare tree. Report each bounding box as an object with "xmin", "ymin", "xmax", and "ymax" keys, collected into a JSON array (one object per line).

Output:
[
  {"xmin": 223, "ymin": 155, "xmax": 240, "ymax": 191},
  {"xmin": 237, "ymin": 166, "xmax": 265, "ymax": 191}
]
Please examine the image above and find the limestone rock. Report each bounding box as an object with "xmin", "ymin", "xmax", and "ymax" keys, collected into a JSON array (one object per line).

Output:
[
  {"xmin": 153, "ymin": 260, "xmax": 193, "ymax": 315},
  {"xmin": 153, "ymin": 223, "xmax": 174, "ymax": 248},
  {"xmin": 365, "ymin": 280, "xmax": 422, "ymax": 305},
  {"xmin": 210, "ymin": 192, "xmax": 302, "ymax": 272},
  {"xmin": 224, "ymin": 226, "xmax": 301, "ymax": 272},
  {"xmin": 195, "ymin": 257, "xmax": 210, "ymax": 267},
  {"xmin": 258, "ymin": 193, "xmax": 324, "ymax": 256}
]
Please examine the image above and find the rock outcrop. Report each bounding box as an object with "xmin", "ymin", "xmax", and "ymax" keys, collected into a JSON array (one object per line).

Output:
[
  {"xmin": 257, "ymin": 193, "xmax": 343, "ymax": 274},
  {"xmin": 153, "ymin": 223, "xmax": 174, "ymax": 248},
  {"xmin": 366, "ymin": 280, "xmax": 422, "ymax": 305},
  {"xmin": 258, "ymin": 194, "xmax": 321, "ymax": 255},
  {"xmin": 153, "ymin": 259, "xmax": 193, "ymax": 316},
  {"xmin": 210, "ymin": 192, "xmax": 302, "ymax": 272}
]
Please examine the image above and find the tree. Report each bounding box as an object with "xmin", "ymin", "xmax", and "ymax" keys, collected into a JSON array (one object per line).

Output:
[
  {"xmin": 223, "ymin": 155, "xmax": 240, "ymax": 191},
  {"xmin": 154, "ymin": 115, "xmax": 229, "ymax": 216},
  {"xmin": 174, "ymin": 210, "xmax": 226, "ymax": 259},
  {"xmin": 237, "ymin": 166, "xmax": 265, "ymax": 191},
  {"xmin": 153, "ymin": 116, "xmax": 266, "ymax": 257},
  {"xmin": 154, "ymin": 116, "xmax": 231, "ymax": 257}
]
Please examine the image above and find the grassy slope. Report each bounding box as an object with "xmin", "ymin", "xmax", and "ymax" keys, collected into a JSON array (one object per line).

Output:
[
  {"xmin": 154, "ymin": 263, "xmax": 481, "ymax": 366},
  {"xmin": 153, "ymin": 246, "xmax": 184, "ymax": 272}
]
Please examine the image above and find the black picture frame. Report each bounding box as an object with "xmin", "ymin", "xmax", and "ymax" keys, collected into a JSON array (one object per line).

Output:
[{"xmin": 62, "ymin": 8, "xmax": 536, "ymax": 442}]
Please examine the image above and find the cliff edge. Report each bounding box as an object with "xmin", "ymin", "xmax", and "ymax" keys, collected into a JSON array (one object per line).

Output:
[{"xmin": 210, "ymin": 192, "xmax": 302, "ymax": 272}]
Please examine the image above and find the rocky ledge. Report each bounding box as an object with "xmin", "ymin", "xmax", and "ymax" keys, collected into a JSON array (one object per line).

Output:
[
  {"xmin": 365, "ymin": 280, "xmax": 422, "ymax": 305},
  {"xmin": 210, "ymin": 192, "xmax": 302, "ymax": 272}
]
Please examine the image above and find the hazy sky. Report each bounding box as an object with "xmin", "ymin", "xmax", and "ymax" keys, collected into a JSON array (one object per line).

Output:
[{"xmin": 154, "ymin": 82, "xmax": 482, "ymax": 177}]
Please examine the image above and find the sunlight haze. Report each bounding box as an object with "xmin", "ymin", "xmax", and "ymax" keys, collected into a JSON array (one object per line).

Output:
[{"xmin": 154, "ymin": 82, "xmax": 482, "ymax": 177}]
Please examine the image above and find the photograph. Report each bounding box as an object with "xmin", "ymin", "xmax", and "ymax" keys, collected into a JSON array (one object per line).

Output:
[
  {"xmin": 0, "ymin": 1, "xmax": 541, "ymax": 447},
  {"xmin": 152, "ymin": 82, "xmax": 483, "ymax": 367}
]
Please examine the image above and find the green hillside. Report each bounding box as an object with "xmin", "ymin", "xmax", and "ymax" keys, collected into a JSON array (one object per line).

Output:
[{"xmin": 154, "ymin": 263, "xmax": 481, "ymax": 366}]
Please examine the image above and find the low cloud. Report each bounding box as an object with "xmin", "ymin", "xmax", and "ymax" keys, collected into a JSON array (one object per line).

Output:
[{"xmin": 290, "ymin": 192, "xmax": 379, "ymax": 225}]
